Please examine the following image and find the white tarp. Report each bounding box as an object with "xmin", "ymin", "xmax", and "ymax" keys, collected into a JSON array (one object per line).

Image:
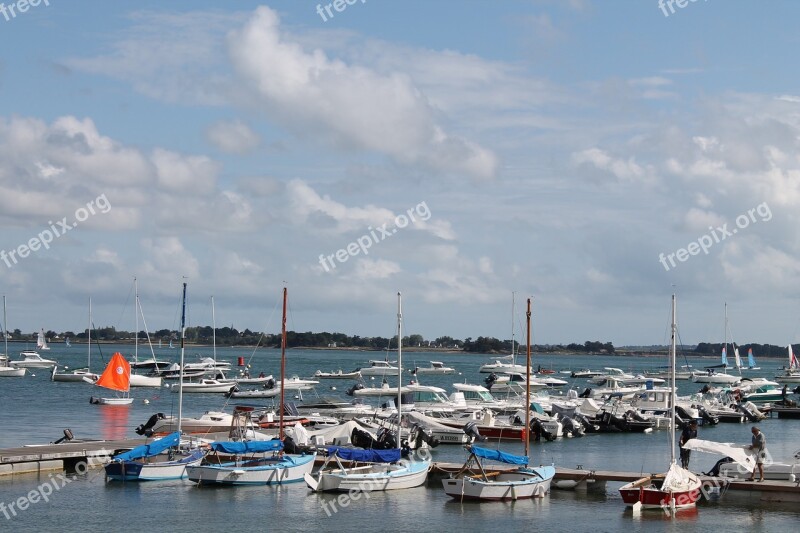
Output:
[{"xmin": 682, "ymin": 438, "xmax": 755, "ymax": 472}]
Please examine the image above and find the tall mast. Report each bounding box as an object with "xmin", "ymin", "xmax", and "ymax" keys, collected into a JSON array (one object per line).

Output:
[
  {"xmin": 211, "ymin": 295, "xmax": 216, "ymax": 364},
  {"xmin": 134, "ymin": 278, "xmax": 139, "ymax": 366},
  {"xmin": 670, "ymin": 294, "xmax": 677, "ymax": 465},
  {"xmin": 724, "ymin": 302, "xmax": 728, "ymax": 367},
  {"xmin": 511, "ymin": 291, "xmax": 516, "ymax": 362},
  {"xmin": 3, "ymin": 296, "xmax": 7, "ymax": 361},
  {"xmin": 525, "ymin": 297, "xmax": 532, "ymax": 458},
  {"xmin": 279, "ymin": 287, "xmax": 287, "ymax": 443},
  {"xmin": 397, "ymin": 291, "xmax": 402, "ymax": 450},
  {"xmin": 88, "ymin": 298, "xmax": 92, "ymax": 371},
  {"xmin": 178, "ymin": 282, "xmax": 187, "ymax": 433}
]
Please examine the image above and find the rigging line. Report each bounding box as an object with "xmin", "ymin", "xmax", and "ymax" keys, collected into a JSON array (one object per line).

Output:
[{"xmin": 113, "ymin": 279, "xmax": 135, "ymax": 334}]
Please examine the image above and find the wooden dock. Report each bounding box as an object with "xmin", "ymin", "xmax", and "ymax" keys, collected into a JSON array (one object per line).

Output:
[
  {"xmin": 431, "ymin": 463, "xmax": 800, "ymax": 502},
  {"xmin": 0, "ymin": 439, "xmax": 144, "ymax": 477}
]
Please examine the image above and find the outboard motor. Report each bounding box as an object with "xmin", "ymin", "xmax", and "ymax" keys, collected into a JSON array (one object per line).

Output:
[
  {"xmin": 135, "ymin": 413, "xmax": 166, "ymax": 437},
  {"xmin": 573, "ymin": 412, "xmax": 598, "ymax": 433},
  {"xmin": 224, "ymin": 384, "xmax": 240, "ymax": 398},
  {"xmin": 54, "ymin": 429, "xmax": 74, "ymax": 444},
  {"xmin": 265, "ymin": 377, "xmax": 276, "ymax": 390},
  {"xmin": 578, "ymin": 388, "xmax": 593, "ymax": 398},
  {"xmin": 733, "ymin": 403, "xmax": 761, "ymax": 422},
  {"xmin": 694, "ymin": 406, "xmax": 719, "ymax": 426},
  {"xmin": 351, "ymin": 427, "xmax": 377, "ymax": 449},
  {"xmin": 624, "ymin": 410, "xmax": 647, "ymax": 422},
  {"xmin": 346, "ymin": 383, "xmax": 364, "ymax": 396},
  {"xmin": 559, "ymin": 415, "xmax": 584, "ymax": 437},
  {"xmin": 376, "ymin": 427, "xmax": 397, "ymax": 449},
  {"xmin": 463, "ymin": 421, "xmax": 487, "ymax": 443},
  {"xmin": 483, "ymin": 373, "xmax": 498, "ymax": 390},
  {"xmin": 704, "ymin": 456, "xmax": 734, "ymax": 477},
  {"xmin": 530, "ymin": 419, "xmax": 555, "ymax": 442}
]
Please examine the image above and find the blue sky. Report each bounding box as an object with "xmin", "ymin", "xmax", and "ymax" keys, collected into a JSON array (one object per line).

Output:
[{"xmin": 1, "ymin": 0, "xmax": 800, "ymax": 347}]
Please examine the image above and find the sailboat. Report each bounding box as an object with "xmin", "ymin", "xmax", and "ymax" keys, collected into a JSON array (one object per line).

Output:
[
  {"xmin": 305, "ymin": 292, "xmax": 431, "ymax": 493},
  {"xmin": 692, "ymin": 304, "xmax": 740, "ymax": 385},
  {"xmin": 442, "ymin": 297, "xmax": 555, "ymax": 501},
  {"xmin": 746, "ymin": 348, "xmax": 760, "ymax": 370},
  {"xmin": 619, "ymin": 294, "xmax": 702, "ymax": 511},
  {"xmin": 52, "ymin": 298, "xmax": 99, "ymax": 383},
  {"xmin": 65, "ymin": 337, "xmax": 71, "ymax": 348},
  {"xmin": 105, "ymin": 283, "xmax": 205, "ymax": 481},
  {"xmin": 37, "ymin": 329, "xmax": 50, "ymax": 351},
  {"xmin": 186, "ymin": 287, "xmax": 316, "ymax": 485},
  {"xmin": 129, "ymin": 279, "xmax": 163, "ymax": 388},
  {"xmin": 775, "ymin": 345, "xmax": 800, "ymax": 384},
  {"xmin": 0, "ymin": 296, "xmax": 26, "ymax": 378},
  {"xmin": 90, "ymin": 352, "xmax": 134, "ymax": 405}
]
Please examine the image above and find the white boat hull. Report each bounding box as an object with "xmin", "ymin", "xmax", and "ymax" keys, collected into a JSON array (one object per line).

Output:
[
  {"xmin": 130, "ymin": 374, "xmax": 163, "ymax": 387},
  {"xmin": 0, "ymin": 367, "xmax": 26, "ymax": 377},
  {"xmin": 92, "ymin": 397, "xmax": 134, "ymax": 405},
  {"xmin": 52, "ymin": 371, "xmax": 98, "ymax": 383},
  {"xmin": 172, "ymin": 382, "xmax": 235, "ymax": 393},
  {"xmin": 692, "ymin": 373, "xmax": 740, "ymax": 384},
  {"xmin": 442, "ymin": 466, "xmax": 554, "ymax": 501},
  {"xmin": 306, "ymin": 460, "xmax": 430, "ymax": 492},
  {"xmin": 10, "ymin": 360, "xmax": 57, "ymax": 369},
  {"xmin": 187, "ymin": 454, "xmax": 315, "ymax": 485}
]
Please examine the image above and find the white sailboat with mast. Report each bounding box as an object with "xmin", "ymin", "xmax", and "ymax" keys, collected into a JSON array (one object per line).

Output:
[
  {"xmin": 105, "ymin": 282, "xmax": 204, "ymax": 481},
  {"xmin": 0, "ymin": 296, "xmax": 26, "ymax": 377},
  {"xmin": 692, "ymin": 303, "xmax": 740, "ymax": 385},
  {"xmin": 129, "ymin": 278, "xmax": 163, "ymax": 387},
  {"xmin": 619, "ymin": 294, "xmax": 701, "ymax": 511},
  {"xmin": 305, "ymin": 291, "xmax": 431, "ymax": 492},
  {"xmin": 442, "ymin": 297, "xmax": 555, "ymax": 501},
  {"xmin": 186, "ymin": 287, "xmax": 315, "ymax": 485},
  {"xmin": 52, "ymin": 298, "xmax": 99, "ymax": 383}
]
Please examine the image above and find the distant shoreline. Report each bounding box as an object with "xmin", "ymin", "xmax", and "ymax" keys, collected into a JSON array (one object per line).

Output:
[{"xmin": 1, "ymin": 339, "xmax": 788, "ymax": 358}]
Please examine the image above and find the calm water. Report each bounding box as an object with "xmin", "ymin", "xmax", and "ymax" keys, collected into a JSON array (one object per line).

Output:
[{"xmin": 1, "ymin": 345, "xmax": 798, "ymax": 532}]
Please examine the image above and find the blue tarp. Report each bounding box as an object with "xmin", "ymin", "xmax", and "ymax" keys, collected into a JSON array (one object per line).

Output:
[
  {"xmin": 113, "ymin": 432, "xmax": 181, "ymax": 462},
  {"xmin": 327, "ymin": 446, "xmax": 401, "ymax": 463},
  {"xmin": 210, "ymin": 440, "xmax": 283, "ymax": 454},
  {"xmin": 471, "ymin": 446, "xmax": 528, "ymax": 465}
]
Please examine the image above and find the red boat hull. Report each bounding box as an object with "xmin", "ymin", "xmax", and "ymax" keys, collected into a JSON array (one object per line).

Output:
[{"xmin": 620, "ymin": 480, "xmax": 701, "ymax": 509}]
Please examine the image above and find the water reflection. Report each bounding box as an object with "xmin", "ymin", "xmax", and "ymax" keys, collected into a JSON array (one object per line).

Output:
[{"xmin": 99, "ymin": 405, "xmax": 129, "ymax": 441}]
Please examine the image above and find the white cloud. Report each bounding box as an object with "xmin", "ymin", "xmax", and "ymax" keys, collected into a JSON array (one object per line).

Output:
[
  {"xmin": 205, "ymin": 120, "xmax": 260, "ymax": 154},
  {"xmin": 228, "ymin": 7, "xmax": 497, "ymax": 180}
]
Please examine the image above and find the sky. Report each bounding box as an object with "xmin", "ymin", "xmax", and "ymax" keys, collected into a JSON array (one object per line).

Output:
[{"xmin": 1, "ymin": 0, "xmax": 799, "ymax": 347}]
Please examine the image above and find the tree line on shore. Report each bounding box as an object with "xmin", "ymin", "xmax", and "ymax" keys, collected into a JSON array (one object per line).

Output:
[{"xmin": 7, "ymin": 328, "xmax": 796, "ymax": 357}]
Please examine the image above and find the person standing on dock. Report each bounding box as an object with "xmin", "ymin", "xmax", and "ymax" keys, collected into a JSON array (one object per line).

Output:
[
  {"xmin": 747, "ymin": 426, "xmax": 767, "ymax": 482},
  {"xmin": 679, "ymin": 420, "xmax": 698, "ymax": 470}
]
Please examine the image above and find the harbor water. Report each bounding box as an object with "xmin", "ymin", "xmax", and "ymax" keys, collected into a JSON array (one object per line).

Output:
[{"xmin": 1, "ymin": 345, "xmax": 799, "ymax": 532}]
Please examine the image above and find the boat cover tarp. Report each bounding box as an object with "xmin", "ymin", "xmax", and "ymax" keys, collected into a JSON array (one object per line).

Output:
[
  {"xmin": 471, "ymin": 446, "xmax": 528, "ymax": 465},
  {"xmin": 210, "ymin": 440, "xmax": 283, "ymax": 454},
  {"xmin": 327, "ymin": 446, "xmax": 401, "ymax": 463},
  {"xmin": 682, "ymin": 438, "xmax": 755, "ymax": 472},
  {"xmin": 113, "ymin": 431, "xmax": 182, "ymax": 461}
]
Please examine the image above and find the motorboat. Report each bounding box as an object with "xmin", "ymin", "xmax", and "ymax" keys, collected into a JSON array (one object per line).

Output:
[
  {"xmin": 314, "ymin": 369, "xmax": 362, "ymax": 379},
  {"xmin": 9, "ymin": 350, "xmax": 57, "ymax": 369},
  {"xmin": 171, "ymin": 379, "xmax": 236, "ymax": 394},
  {"xmin": 410, "ymin": 361, "xmax": 455, "ymax": 375},
  {"xmin": 588, "ymin": 368, "xmax": 635, "ymax": 384},
  {"xmin": 356, "ymin": 360, "xmax": 402, "ymax": 376}
]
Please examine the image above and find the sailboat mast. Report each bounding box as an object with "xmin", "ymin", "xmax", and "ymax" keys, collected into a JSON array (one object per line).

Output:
[
  {"xmin": 670, "ymin": 294, "xmax": 677, "ymax": 465},
  {"xmin": 397, "ymin": 291, "xmax": 402, "ymax": 451},
  {"xmin": 3, "ymin": 296, "xmax": 7, "ymax": 360},
  {"xmin": 724, "ymin": 302, "xmax": 728, "ymax": 367},
  {"xmin": 525, "ymin": 297, "xmax": 532, "ymax": 458},
  {"xmin": 88, "ymin": 298, "xmax": 92, "ymax": 371},
  {"xmin": 178, "ymin": 282, "xmax": 187, "ymax": 433},
  {"xmin": 511, "ymin": 291, "xmax": 516, "ymax": 363},
  {"xmin": 211, "ymin": 295, "xmax": 216, "ymax": 364},
  {"xmin": 279, "ymin": 287, "xmax": 287, "ymax": 443},
  {"xmin": 134, "ymin": 278, "xmax": 139, "ymax": 367}
]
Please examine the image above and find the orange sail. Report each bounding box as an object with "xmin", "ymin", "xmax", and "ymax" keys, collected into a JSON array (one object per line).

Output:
[{"xmin": 96, "ymin": 352, "xmax": 131, "ymax": 392}]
